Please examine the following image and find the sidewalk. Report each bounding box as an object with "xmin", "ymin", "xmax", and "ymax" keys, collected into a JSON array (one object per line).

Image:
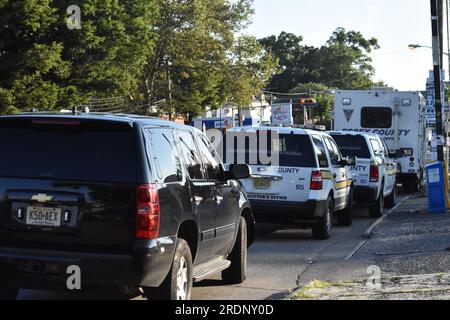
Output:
[{"xmin": 288, "ymin": 193, "xmax": 450, "ymax": 300}]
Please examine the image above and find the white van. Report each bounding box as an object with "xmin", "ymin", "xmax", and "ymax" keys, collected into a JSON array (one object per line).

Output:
[
  {"xmin": 334, "ymin": 89, "xmax": 426, "ymax": 192},
  {"xmin": 223, "ymin": 126, "xmax": 354, "ymax": 240}
]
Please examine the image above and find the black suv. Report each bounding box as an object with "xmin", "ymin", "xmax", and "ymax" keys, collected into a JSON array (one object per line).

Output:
[{"xmin": 0, "ymin": 113, "xmax": 255, "ymax": 300}]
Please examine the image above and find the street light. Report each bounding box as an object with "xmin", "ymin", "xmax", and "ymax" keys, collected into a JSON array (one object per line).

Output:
[{"xmin": 408, "ymin": 43, "xmax": 449, "ymax": 56}]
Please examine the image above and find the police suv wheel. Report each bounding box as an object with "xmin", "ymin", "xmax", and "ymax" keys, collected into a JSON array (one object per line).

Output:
[
  {"xmin": 222, "ymin": 216, "xmax": 248, "ymax": 285},
  {"xmin": 384, "ymin": 183, "xmax": 396, "ymax": 209},
  {"xmin": 312, "ymin": 197, "xmax": 333, "ymax": 240},
  {"xmin": 337, "ymin": 187, "xmax": 353, "ymax": 226},
  {"xmin": 369, "ymin": 185, "xmax": 384, "ymax": 218}
]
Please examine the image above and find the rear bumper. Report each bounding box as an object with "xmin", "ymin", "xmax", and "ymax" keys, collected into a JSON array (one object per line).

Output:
[
  {"xmin": 0, "ymin": 237, "xmax": 176, "ymax": 291},
  {"xmin": 354, "ymin": 186, "xmax": 378, "ymax": 203},
  {"xmin": 397, "ymin": 173, "xmax": 419, "ymax": 184},
  {"xmin": 250, "ymin": 199, "xmax": 327, "ymax": 225}
]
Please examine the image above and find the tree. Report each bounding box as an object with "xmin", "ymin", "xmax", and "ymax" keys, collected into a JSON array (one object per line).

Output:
[
  {"xmin": 290, "ymin": 83, "xmax": 334, "ymax": 122},
  {"xmin": 143, "ymin": 0, "xmax": 277, "ymax": 121},
  {"xmin": 260, "ymin": 28, "xmax": 381, "ymax": 93},
  {"xmin": 316, "ymin": 27, "xmax": 380, "ymax": 89},
  {"xmin": 0, "ymin": 0, "xmax": 158, "ymax": 113}
]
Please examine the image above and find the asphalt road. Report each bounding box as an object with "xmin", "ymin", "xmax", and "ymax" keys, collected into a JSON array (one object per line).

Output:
[{"xmin": 16, "ymin": 195, "xmax": 409, "ymax": 300}]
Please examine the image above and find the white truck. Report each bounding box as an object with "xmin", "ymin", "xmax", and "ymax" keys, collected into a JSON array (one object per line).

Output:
[{"xmin": 334, "ymin": 88, "xmax": 427, "ymax": 192}]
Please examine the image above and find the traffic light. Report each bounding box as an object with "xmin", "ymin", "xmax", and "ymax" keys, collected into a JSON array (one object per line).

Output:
[{"xmin": 299, "ymin": 98, "xmax": 317, "ymax": 106}]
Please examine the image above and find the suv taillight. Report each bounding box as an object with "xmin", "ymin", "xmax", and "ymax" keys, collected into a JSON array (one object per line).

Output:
[
  {"xmin": 310, "ymin": 171, "xmax": 323, "ymax": 190},
  {"xmin": 136, "ymin": 184, "xmax": 160, "ymax": 239},
  {"xmin": 370, "ymin": 165, "xmax": 379, "ymax": 182}
]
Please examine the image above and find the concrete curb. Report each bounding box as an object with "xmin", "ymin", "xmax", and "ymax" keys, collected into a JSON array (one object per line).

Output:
[{"xmin": 362, "ymin": 195, "xmax": 412, "ymax": 239}]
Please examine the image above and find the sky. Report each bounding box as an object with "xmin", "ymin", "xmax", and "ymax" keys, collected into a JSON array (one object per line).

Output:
[{"xmin": 244, "ymin": 0, "xmax": 443, "ymax": 91}]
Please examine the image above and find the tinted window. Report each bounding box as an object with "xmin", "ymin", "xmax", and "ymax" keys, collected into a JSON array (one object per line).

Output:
[
  {"xmin": 176, "ymin": 130, "xmax": 205, "ymax": 180},
  {"xmin": 226, "ymin": 133, "xmax": 316, "ymax": 167},
  {"xmin": 311, "ymin": 135, "xmax": 329, "ymax": 168},
  {"xmin": 361, "ymin": 107, "xmax": 392, "ymax": 128},
  {"xmin": 0, "ymin": 125, "xmax": 136, "ymax": 183},
  {"xmin": 145, "ymin": 129, "xmax": 182, "ymax": 183},
  {"xmin": 331, "ymin": 135, "xmax": 371, "ymax": 158},
  {"xmin": 277, "ymin": 135, "xmax": 316, "ymax": 167},
  {"xmin": 195, "ymin": 134, "xmax": 223, "ymax": 181},
  {"xmin": 324, "ymin": 137, "xmax": 341, "ymax": 166}
]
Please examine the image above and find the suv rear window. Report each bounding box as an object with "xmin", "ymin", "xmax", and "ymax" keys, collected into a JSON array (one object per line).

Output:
[
  {"xmin": 0, "ymin": 123, "xmax": 137, "ymax": 183},
  {"xmin": 225, "ymin": 133, "xmax": 316, "ymax": 168},
  {"xmin": 331, "ymin": 135, "xmax": 371, "ymax": 158}
]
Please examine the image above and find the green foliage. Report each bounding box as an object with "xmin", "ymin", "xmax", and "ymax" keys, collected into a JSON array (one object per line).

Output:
[
  {"xmin": 0, "ymin": 0, "xmax": 275, "ymax": 118},
  {"xmin": 0, "ymin": 0, "xmax": 158, "ymax": 113},
  {"xmin": 143, "ymin": 0, "xmax": 277, "ymax": 120},
  {"xmin": 290, "ymin": 83, "xmax": 334, "ymax": 121},
  {"xmin": 260, "ymin": 27, "xmax": 380, "ymax": 92}
]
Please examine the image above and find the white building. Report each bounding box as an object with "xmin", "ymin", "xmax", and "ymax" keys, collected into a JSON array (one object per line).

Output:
[{"xmin": 195, "ymin": 96, "xmax": 272, "ymax": 124}]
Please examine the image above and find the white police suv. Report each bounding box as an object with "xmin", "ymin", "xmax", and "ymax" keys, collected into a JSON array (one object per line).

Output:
[
  {"xmin": 329, "ymin": 131, "xmax": 397, "ymax": 218},
  {"xmin": 223, "ymin": 126, "xmax": 355, "ymax": 240}
]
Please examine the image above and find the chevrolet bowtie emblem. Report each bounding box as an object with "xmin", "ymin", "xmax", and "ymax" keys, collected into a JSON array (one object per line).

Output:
[{"xmin": 31, "ymin": 194, "xmax": 54, "ymax": 203}]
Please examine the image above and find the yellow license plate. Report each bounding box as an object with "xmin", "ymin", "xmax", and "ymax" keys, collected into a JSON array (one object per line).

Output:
[{"xmin": 253, "ymin": 179, "xmax": 271, "ymax": 189}]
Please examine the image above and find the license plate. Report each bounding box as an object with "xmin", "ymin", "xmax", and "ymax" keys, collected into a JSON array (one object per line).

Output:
[
  {"xmin": 253, "ymin": 179, "xmax": 271, "ymax": 189},
  {"xmin": 26, "ymin": 207, "xmax": 61, "ymax": 227}
]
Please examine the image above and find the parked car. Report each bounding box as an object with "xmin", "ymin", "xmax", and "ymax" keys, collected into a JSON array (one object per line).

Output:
[
  {"xmin": 223, "ymin": 126, "xmax": 355, "ymax": 240},
  {"xmin": 329, "ymin": 131, "xmax": 397, "ymax": 218},
  {"xmin": 0, "ymin": 113, "xmax": 255, "ymax": 300}
]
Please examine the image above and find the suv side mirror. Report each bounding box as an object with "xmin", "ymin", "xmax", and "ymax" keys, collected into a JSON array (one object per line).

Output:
[
  {"xmin": 228, "ymin": 164, "xmax": 251, "ymax": 180},
  {"xmin": 339, "ymin": 156, "xmax": 356, "ymax": 167}
]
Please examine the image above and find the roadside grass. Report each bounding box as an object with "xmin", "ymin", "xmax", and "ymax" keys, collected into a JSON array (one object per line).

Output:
[
  {"xmin": 288, "ymin": 273, "xmax": 450, "ymax": 300},
  {"xmin": 288, "ymin": 280, "xmax": 333, "ymax": 300}
]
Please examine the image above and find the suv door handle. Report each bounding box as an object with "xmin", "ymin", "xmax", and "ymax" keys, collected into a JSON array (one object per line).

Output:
[
  {"xmin": 193, "ymin": 196, "xmax": 203, "ymax": 206},
  {"xmin": 333, "ymin": 173, "xmax": 337, "ymax": 179}
]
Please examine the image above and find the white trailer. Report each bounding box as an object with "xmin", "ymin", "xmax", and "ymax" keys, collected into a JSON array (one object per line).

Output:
[{"xmin": 334, "ymin": 88, "xmax": 427, "ymax": 192}]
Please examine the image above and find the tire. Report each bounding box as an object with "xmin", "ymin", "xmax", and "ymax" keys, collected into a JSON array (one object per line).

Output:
[
  {"xmin": 337, "ymin": 187, "xmax": 353, "ymax": 227},
  {"xmin": 144, "ymin": 238, "xmax": 193, "ymax": 300},
  {"xmin": 384, "ymin": 182, "xmax": 396, "ymax": 209},
  {"xmin": 369, "ymin": 185, "xmax": 384, "ymax": 218},
  {"xmin": 222, "ymin": 216, "xmax": 248, "ymax": 285},
  {"xmin": 312, "ymin": 196, "xmax": 333, "ymax": 240},
  {"xmin": 409, "ymin": 179, "xmax": 420, "ymax": 193},
  {"xmin": 0, "ymin": 282, "xmax": 18, "ymax": 300}
]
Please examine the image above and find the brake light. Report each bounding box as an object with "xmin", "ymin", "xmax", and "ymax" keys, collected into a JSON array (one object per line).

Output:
[
  {"xmin": 136, "ymin": 184, "xmax": 160, "ymax": 239},
  {"xmin": 370, "ymin": 165, "xmax": 379, "ymax": 182},
  {"xmin": 32, "ymin": 119, "xmax": 81, "ymax": 126},
  {"xmin": 310, "ymin": 171, "xmax": 323, "ymax": 190}
]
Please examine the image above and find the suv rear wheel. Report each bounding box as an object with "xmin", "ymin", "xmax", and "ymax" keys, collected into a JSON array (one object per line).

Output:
[
  {"xmin": 222, "ymin": 216, "xmax": 247, "ymax": 285},
  {"xmin": 369, "ymin": 185, "xmax": 384, "ymax": 218},
  {"xmin": 144, "ymin": 238, "xmax": 193, "ymax": 300},
  {"xmin": 337, "ymin": 187, "xmax": 353, "ymax": 226},
  {"xmin": 312, "ymin": 196, "xmax": 333, "ymax": 240}
]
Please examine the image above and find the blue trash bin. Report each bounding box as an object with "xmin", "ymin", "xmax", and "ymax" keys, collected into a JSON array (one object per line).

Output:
[{"xmin": 426, "ymin": 162, "xmax": 447, "ymax": 214}]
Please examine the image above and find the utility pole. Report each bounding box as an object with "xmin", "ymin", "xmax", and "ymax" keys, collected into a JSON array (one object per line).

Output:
[{"xmin": 431, "ymin": 0, "xmax": 445, "ymax": 162}]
